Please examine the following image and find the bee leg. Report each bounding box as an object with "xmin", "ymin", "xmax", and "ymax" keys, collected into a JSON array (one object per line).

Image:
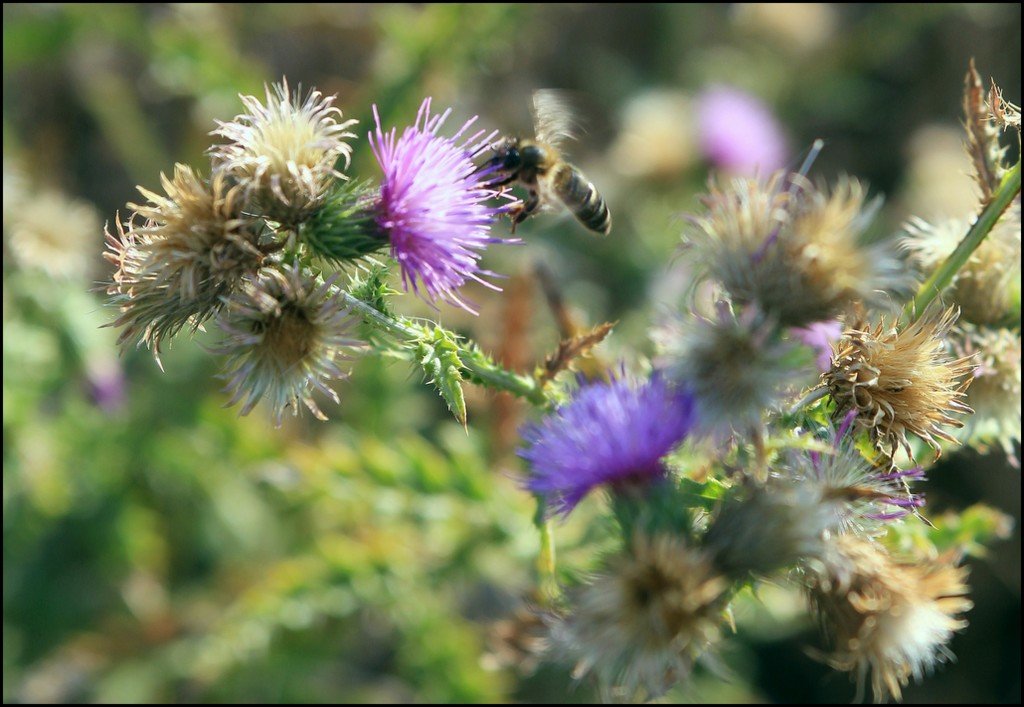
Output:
[{"xmin": 516, "ymin": 190, "xmax": 541, "ymax": 223}]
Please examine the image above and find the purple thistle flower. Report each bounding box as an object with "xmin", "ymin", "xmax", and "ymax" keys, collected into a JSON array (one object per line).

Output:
[
  {"xmin": 369, "ymin": 98, "xmax": 515, "ymax": 313},
  {"xmin": 791, "ymin": 319, "xmax": 843, "ymax": 372},
  {"xmin": 697, "ymin": 86, "xmax": 788, "ymax": 176},
  {"xmin": 86, "ymin": 360, "xmax": 127, "ymax": 414},
  {"xmin": 518, "ymin": 375, "xmax": 698, "ymax": 517}
]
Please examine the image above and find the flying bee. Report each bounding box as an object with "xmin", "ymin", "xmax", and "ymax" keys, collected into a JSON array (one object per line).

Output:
[{"xmin": 480, "ymin": 90, "xmax": 611, "ymax": 235}]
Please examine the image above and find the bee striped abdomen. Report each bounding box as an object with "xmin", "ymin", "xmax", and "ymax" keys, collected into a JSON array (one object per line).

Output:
[{"xmin": 552, "ymin": 163, "xmax": 611, "ymax": 235}]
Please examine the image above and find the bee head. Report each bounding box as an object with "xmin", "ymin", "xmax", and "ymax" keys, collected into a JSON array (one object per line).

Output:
[
  {"xmin": 474, "ymin": 137, "xmax": 521, "ymax": 179},
  {"xmin": 491, "ymin": 137, "xmax": 522, "ymax": 170}
]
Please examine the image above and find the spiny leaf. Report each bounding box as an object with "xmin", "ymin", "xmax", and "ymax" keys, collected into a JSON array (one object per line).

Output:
[
  {"xmin": 414, "ymin": 326, "xmax": 467, "ymax": 426},
  {"xmin": 963, "ymin": 59, "xmax": 1007, "ymax": 201},
  {"xmin": 536, "ymin": 321, "xmax": 615, "ymax": 385},
  {"xmin": 348, "ymin": 262, "xmax": 398, "ymax": 317}
]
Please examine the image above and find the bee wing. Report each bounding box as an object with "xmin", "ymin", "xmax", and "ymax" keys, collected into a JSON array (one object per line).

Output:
[{"xmin": 531, "ymin": 89, "xmax": 578, "ymax": 151}]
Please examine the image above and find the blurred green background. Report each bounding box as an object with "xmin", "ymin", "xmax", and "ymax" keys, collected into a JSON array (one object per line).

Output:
[{"xmin": 3, "ymin": 4, "xmax": 1020, "ymax": 703}]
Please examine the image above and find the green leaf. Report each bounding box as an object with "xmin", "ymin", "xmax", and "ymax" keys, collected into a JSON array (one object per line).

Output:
[
  {"xmin": 347, "ymin": 262, "xmax": 398, "ymax": 317},
  {"xmin": 413, "ymin": 326, "xmax": 467, "ymax": 426}
]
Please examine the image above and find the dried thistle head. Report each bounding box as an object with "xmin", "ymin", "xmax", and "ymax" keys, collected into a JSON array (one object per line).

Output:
[
  {"xmin": 806, "ymin": 536, "xmax": 972, "ymax": 703},
  {"xmin": 823, "ymin": 307, "xmax": 974, "ymax": 461},
  {"xmin": 104, "ymin": 165, "xmax": 266, "ymax": 359},
  {"xmin": 684, "ymin": 173, "xmax": 909, "ymax": 327},
  {"xmin": 962, "ymin": 59, "xmax": 1009, "ymax": 201},
  {"xmin": 656, "ymin": 302, "xmax": 800, "ymax": 435},
  {"xmin": 212, "ymin": 264, "xmax": 363, "ymax": 425},
  {"xmin": 483, "ymin": 604, "xmax": 550, "ymax": 676},
  {"xmin": 902, "ymin": 202, "xmax": 1021, "ymax": 325},
  {"xmin": 211, "ymin": 80, "xmax": 357, "ymax": 226},
  {"xmin": 7, "ymin": 189, "xmax": 100, "ymax": 280},
  {"xmin": 551, "ymin": 532, "xmax": 727, "ymax": 700},
  {"xmin": 705, "ymin": 480, "xmax": 837, "ymax": 578},
  {"xmin": 707, "ymin": 417, "xmax": 924, "ymax": 578},
  {"xmin": 952, "ymin": 325, "xmax": 1022, "ymax": 466}
]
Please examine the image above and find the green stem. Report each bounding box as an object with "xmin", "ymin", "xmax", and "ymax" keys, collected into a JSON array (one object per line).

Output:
[
  {"xmin": 339, "ymin": 291, "xmax": 551, "ymax": 406},
  {"xmin": 531, "ymin": 495, "xmax": 560, "ymax": 607},
  {"xmin": 902, "ymin": 161, "xmax": 1021, "ymax": 323}
]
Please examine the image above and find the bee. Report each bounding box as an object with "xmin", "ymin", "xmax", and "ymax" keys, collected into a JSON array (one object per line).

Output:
[{"xmin": 481, "ymin": 90, "xmax": 611, "ymax": 235}]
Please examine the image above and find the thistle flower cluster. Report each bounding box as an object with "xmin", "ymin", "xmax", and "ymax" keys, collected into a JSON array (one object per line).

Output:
[
  {"xmin": 514, "ymin": 64, "xmax": 1019, "ymax": 703},
  {"xmin": 894, "ymin": 60, "xmax": 1022, "ymax": 464},
  {"xmin": 102, "ymin": 66, "xmax": 1019, "ymax": 703},
  {"xmin": 104, "ymin": 80, "xmax": 516, "ymax": 423}
]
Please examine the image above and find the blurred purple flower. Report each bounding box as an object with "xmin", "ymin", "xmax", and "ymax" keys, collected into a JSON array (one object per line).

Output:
[
  {"xmin": 519, "ymin": 375, "xmax": 697, "ymax": 517},
  {"xmin": 697, "ymin": 86, "xmax": 788, "ymax": 176},
  {"xmin": 369, "ymin": 98, "xmax": 514, "ymax": 314},
  {"xmin": 87, "ymin": 361, "xmax": 126, "ymax": 414},
  {"xmin": 791, "ymin": 319, "xmax": 843, "ymax": 372}
]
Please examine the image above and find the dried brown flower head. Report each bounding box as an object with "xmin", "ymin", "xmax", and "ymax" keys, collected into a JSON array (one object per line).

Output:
[
  {"xmin": 105, "ymin": 165, "xmax": 266, "ymax": 360},
  {"xmin": 482, "ymin": 604, "xmax": 550, "ymax": 676},
  {"xmin": 806, "ymin": 536, "xmax": 972, "ymax": 703},
  {"xmin": 953, "ymin": 325, "xmax": 1022, "ymax": 465},
  {"xmin": 7, "ymin": 189, "xmax": 101, "ymax": 280},
  {"xmin": 212, "ymin": 264, "xmax": 362, "ymax": 425},
  {"xmin": 656, "ymin": 302, "xmax": 800, "ymax": 435},
  {"xmin": 685, "ymin": 173, "xmax": 910, "ymax": 327},
  {"xmin": 823, "ymin": 307, "xmax": 974, "ymax": 461},
  {"xmin": 550, "ymin": 532, "xmax": 727, "ymax": 700},
  {"xmin": 902, "ymin": 202, "xmax": 1021, "ymax": 326}
]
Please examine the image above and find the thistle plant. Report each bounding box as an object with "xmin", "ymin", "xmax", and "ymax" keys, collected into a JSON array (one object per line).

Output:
[{"xmin": 101, "ymin": 66, "xmax": 1020, "ymax": 703}]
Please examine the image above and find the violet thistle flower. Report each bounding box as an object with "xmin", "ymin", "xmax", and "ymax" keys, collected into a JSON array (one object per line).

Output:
[
  {"xmin": 823, "ymin": 307, "xmax": 975, "ymax": 462},
  {"xmin": 104, "ymin": 165, "xmax": 266, "ymax": 360},
  {"xmin": 211, "ymin": 79, "xmax": 358, "ymax": 226},
  {"xmin": 655, "ymin": 302, "xmax": 799, "ymax": 435},
  {"xmin": 212, "ymin": 264, "xmax": 363, "ymax": 425},
  {"xmin": 901, "ymin": 202, "xmax": 1022, "ymax": 325},
  {"xmin": 805, "ymin": 535, "xmax": 972, "ymax": 703},
  {"xmin": 518, "ymin": 375, "xmax": 697, "ymax": 517},
  {"xmin": 696, "ymin": 85, "xmax": 788, "ymax": 176},
  {"xmin": 85, "ymin": 360, "xmax": 127, "ymax": 415},
  {"xmin": 368, "ymin": 98, "xmax": 514, "ymax": 313},
  {"xmin": 550, "ymin": 532, "xmax": 727, "ymax": 700},
  {"xmin": 684, "ymin": 173, "xmax": 910, "ymax": 328},
  {"xmin": 791, "ymin": 319, "xmax": 844, "ymax": 372}
]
